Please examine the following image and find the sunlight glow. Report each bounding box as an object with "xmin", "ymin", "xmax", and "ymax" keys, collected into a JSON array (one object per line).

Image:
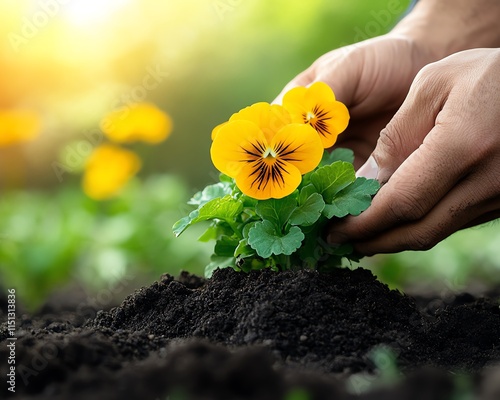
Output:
[{"xmin": 62, "ymin": 0, "xmax": 131, "ymax": 26}]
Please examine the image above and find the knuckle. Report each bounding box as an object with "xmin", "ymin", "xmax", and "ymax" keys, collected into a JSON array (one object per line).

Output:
[
  {"xmin": 376, "ymin": 109, "xmax": 416, "ymax": 162},
  {"xmin": 405, "ymin": 223, "xmax": 446, "ymax": 250},
  {"xmin": 410, "ymin": 62, "xmax": 449, "ymax": 106},
  {"xmin": 413, "ymin": 62, "xmax": 441, "ymax": 86},
  {"xmin": 387, "ymin": 189, "xmax": 427, "ymax": 222},
  {"xmin": 351, "ymin": 223, "xmax": 378, "ymax": 240},
  {"xmin": 377, "ymin": 124, "xmax": 403, "ymax": 157},
  {"xmin": 404, "ymin": 227, "xmax": 440, "ymax": 251}
]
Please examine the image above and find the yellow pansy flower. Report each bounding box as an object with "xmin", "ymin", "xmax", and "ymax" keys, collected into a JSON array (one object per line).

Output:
[
  {"xmin": 282, "ymin": 81, "xmax": 349, "ymax": 148},
  {"xmin": 0, "ymin": 110, "xmax": 41, "ymax": 147},
  {"xmin": 101, "ymin": 103, "xmax": 172, "ymax": 144},
  {"xmin": 210, "ymin": 103, "xmax": 323, "ymax": 200},
  {"xmin": 82, "ymin": 144, "xmax": 141, "ymax": 200},
  {"xmin": 211, "ymin": 102, "xmax": 291, "ymax": 141}
]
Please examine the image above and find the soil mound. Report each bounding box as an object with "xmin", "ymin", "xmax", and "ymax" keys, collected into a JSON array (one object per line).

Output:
[{"xmin": 1, "ymin": 267, "xmax": 499, "ymax": 399}]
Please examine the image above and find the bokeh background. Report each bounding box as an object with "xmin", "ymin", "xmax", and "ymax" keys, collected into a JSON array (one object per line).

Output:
[{"xmin": 1, "ymin": 0, "xmax": 499, "ymax": 310}]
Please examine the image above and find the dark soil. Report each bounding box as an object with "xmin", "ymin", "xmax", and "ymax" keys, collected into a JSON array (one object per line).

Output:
[{"xmin": 1, "ymin": 267, "xmax": 500, "ymax": 400}]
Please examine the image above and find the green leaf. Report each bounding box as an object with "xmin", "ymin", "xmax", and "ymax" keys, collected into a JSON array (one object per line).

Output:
[
  {"xmin": 255, "ymin": 195, "xmax": 297, "ymax": 231},
  {"xmin": 242, "ymin": 221, "xmax": 257, "ymax": 238},
  {"xmin": 247, "ymin": 220, "xmax": 304, "ymax": 258},
  {"xmin": 188, "ymin": 182, "xmax": 233, "ymax": 206},
  {"xmin": 322, "ymin": 177, "xmax": 380, "ymax": 218},
  {"xmin": 219, "ymin": 173, "xmax": 234, "ymax": 183},
  {"xmin": 297, "ymin": 224, "xmax": 354, "ymax": 269},
  {"xmin": 320, "ymin": 148, "xmax": 354, "ymax": 166},
  {"xmin": 214, "ymin": 235, "xmax": 239, "ymax": 257},
  {"xmin": 197, "ymin": 222, "xmax": 234, "ymax": 242},
  {"xmin": 205, "ymin": 256, "xmax": 236, "ymax": 278},
  {"xmin": 310, "ymin": 161, "xmax": 355, "ymax": 203},
  {"xmin": 234, "ymin": 238, "xmax": 256, "ymax": 258},
  {"xmin": 289, "ymin": 193, "xmax": 325, "ymax": 227},
  {"xmin": 173, "ymin": 195, "xmax": 243, "ymax": 236},
  {"xmin": 236, "ymin": 256, "xmax": 270, "ymax": 273},
  {"xmin": 197, "ymin": 195, "xmax": 243, "ymax": 222},
  {"xmin": 296, "ymin": 224, "xmax": 326, "ymax": 267},
  {"xmin": 240, "ymin": 194, "xmax": 258, "ymax": 208},
  {"xmin": 298, "ymin": 184, "xmax": 316, "ymax": 203},
  {"xmin": 197, "ymin": 224, "xmax": 217, "ymax": 242},
  {"xmin": 172, "ymin": 210, "xmax": 199, "ymax": 237}
]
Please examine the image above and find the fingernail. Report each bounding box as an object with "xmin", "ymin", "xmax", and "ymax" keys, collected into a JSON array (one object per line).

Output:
[{"xmin": 356, "ymin": 156, "xmax": 379, "ymax": 180}]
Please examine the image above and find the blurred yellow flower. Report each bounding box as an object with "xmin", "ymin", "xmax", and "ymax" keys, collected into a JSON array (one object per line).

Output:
[
  {"xmin": 211, "ymin": 103, "xmax": 323, "ymax": 200},
  {"xmin": 0, "ymin": 110, "xmax": 41, "ymax": 147},
  {"xmin": 282, "ymin": 82, "xmax": 349, "ymax": 148},
  {"xmin": 100, "ymin": 103, "xmax": 172, "ymax": 144},
  {"xmin": 82, "ymin": 144, "xmax": 141, "ymax": 200}
]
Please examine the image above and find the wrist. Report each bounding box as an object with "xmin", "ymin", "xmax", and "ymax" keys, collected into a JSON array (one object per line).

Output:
[{"xmin": 391, "ymin": 0, "xmax": 500, "ymax": 61}]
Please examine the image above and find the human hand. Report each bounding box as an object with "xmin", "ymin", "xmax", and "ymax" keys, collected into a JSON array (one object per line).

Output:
[
  {"xmin": 274, "ymin": 0, "xmax": 500, "ymax": 169},
  {"xmin": 327, "ymin": 48, "xmax": 500, "ymax": 254},
  {"xmin": 273, "ymin": 33, "xmax": 437, "ymax": 168}
]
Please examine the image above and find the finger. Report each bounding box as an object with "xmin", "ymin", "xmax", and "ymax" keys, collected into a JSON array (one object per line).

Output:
[
  {"xmin": 272, "ymin": 45, "xmax": 364, "ymax": 106},
  {"xmin": 327, "ymin": 120, "xmax": 473, "ymax": 244},
  {"xmin": 335, "ymin": 110, "xmax": 396, "ymax": 169},
  {"xmin": 327, "ymin": 64, "xmax": 455, "ymax": 244},
  {"xmin": 462, "ymin": 210, "xmax": 500, "ymax": 230},
  {"xmin": 272, "ymin": 70, "xmax": 315, "ymax": 105},
  {"xmin": 352, "ymin": 169, "xmax": 500, "ymax": 255},
  {"xmin": 370, "ymin": 62, "xmax": 450, "ymax": 185}
]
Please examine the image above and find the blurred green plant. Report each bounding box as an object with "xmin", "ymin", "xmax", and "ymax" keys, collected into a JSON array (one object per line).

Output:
[
  {"xmin": 285, "ymin": 388, "xmax": 311, "ymax": 400},
  {"xmin": 362, "ymin": 222, "xmax": 500, "ymax": 293},
  {"xmin": 0, "ymin": 175, "xmax": 210, "ymax": 310}
]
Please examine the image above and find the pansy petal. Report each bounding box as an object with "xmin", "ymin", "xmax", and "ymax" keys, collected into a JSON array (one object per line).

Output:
[
  {"xmin": 211, "ymin": 121, "xmax": 227, "ymax": 140},
  {"xmin": 282, "ymin": 82, "xmax": 350, "ymax": 148},
  {"xmin": 235, "ymin": 159, "xmax": 302, "ymax": 200},
  {"xmin": 282, "ymin": 86, "xmax": 307, "ymax": 107},
  {"xmin": 271, "ymin": 124, "xmax": 323, "ymax": 174},
  {"xmin": 304, "ymin": 81, "xmax": 337, "ymax": 103},
  {"xmin": 210, "ymin": 120, "xmax": 268, "ymax": 178},
  {"xmin": 282, "ymin": 86, "xmax": 308, "ymax": 117},
  {"xmin": 228, "ymin": 102, "xmax": 291, "ymax": 143},
  {"xmin": 316, "ymin": 102, "xmax": 350, "ymax": 148}
]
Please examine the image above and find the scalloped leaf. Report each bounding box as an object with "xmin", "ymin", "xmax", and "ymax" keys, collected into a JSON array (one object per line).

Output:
[
  {"xmin": 320, "ymin": 148, "xmax": 354, "ymax": 166},
  {"xmin": 247, "ymin": 221, "xmax": 304, "ymax": 258},
  {"xmin": 323, "ymin": 177, "xmax": 380, "ymax": 218},
  {"xmin": 255, "ymin": 195, "xmax": 297, "ymax": 231},
  {"xmin": 310, "ymin": 161, "xmax": 355, "ymax": 203},
  {"xmin": 289, "ymin": 193, "xmax": 325, "ymax": 226}
]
